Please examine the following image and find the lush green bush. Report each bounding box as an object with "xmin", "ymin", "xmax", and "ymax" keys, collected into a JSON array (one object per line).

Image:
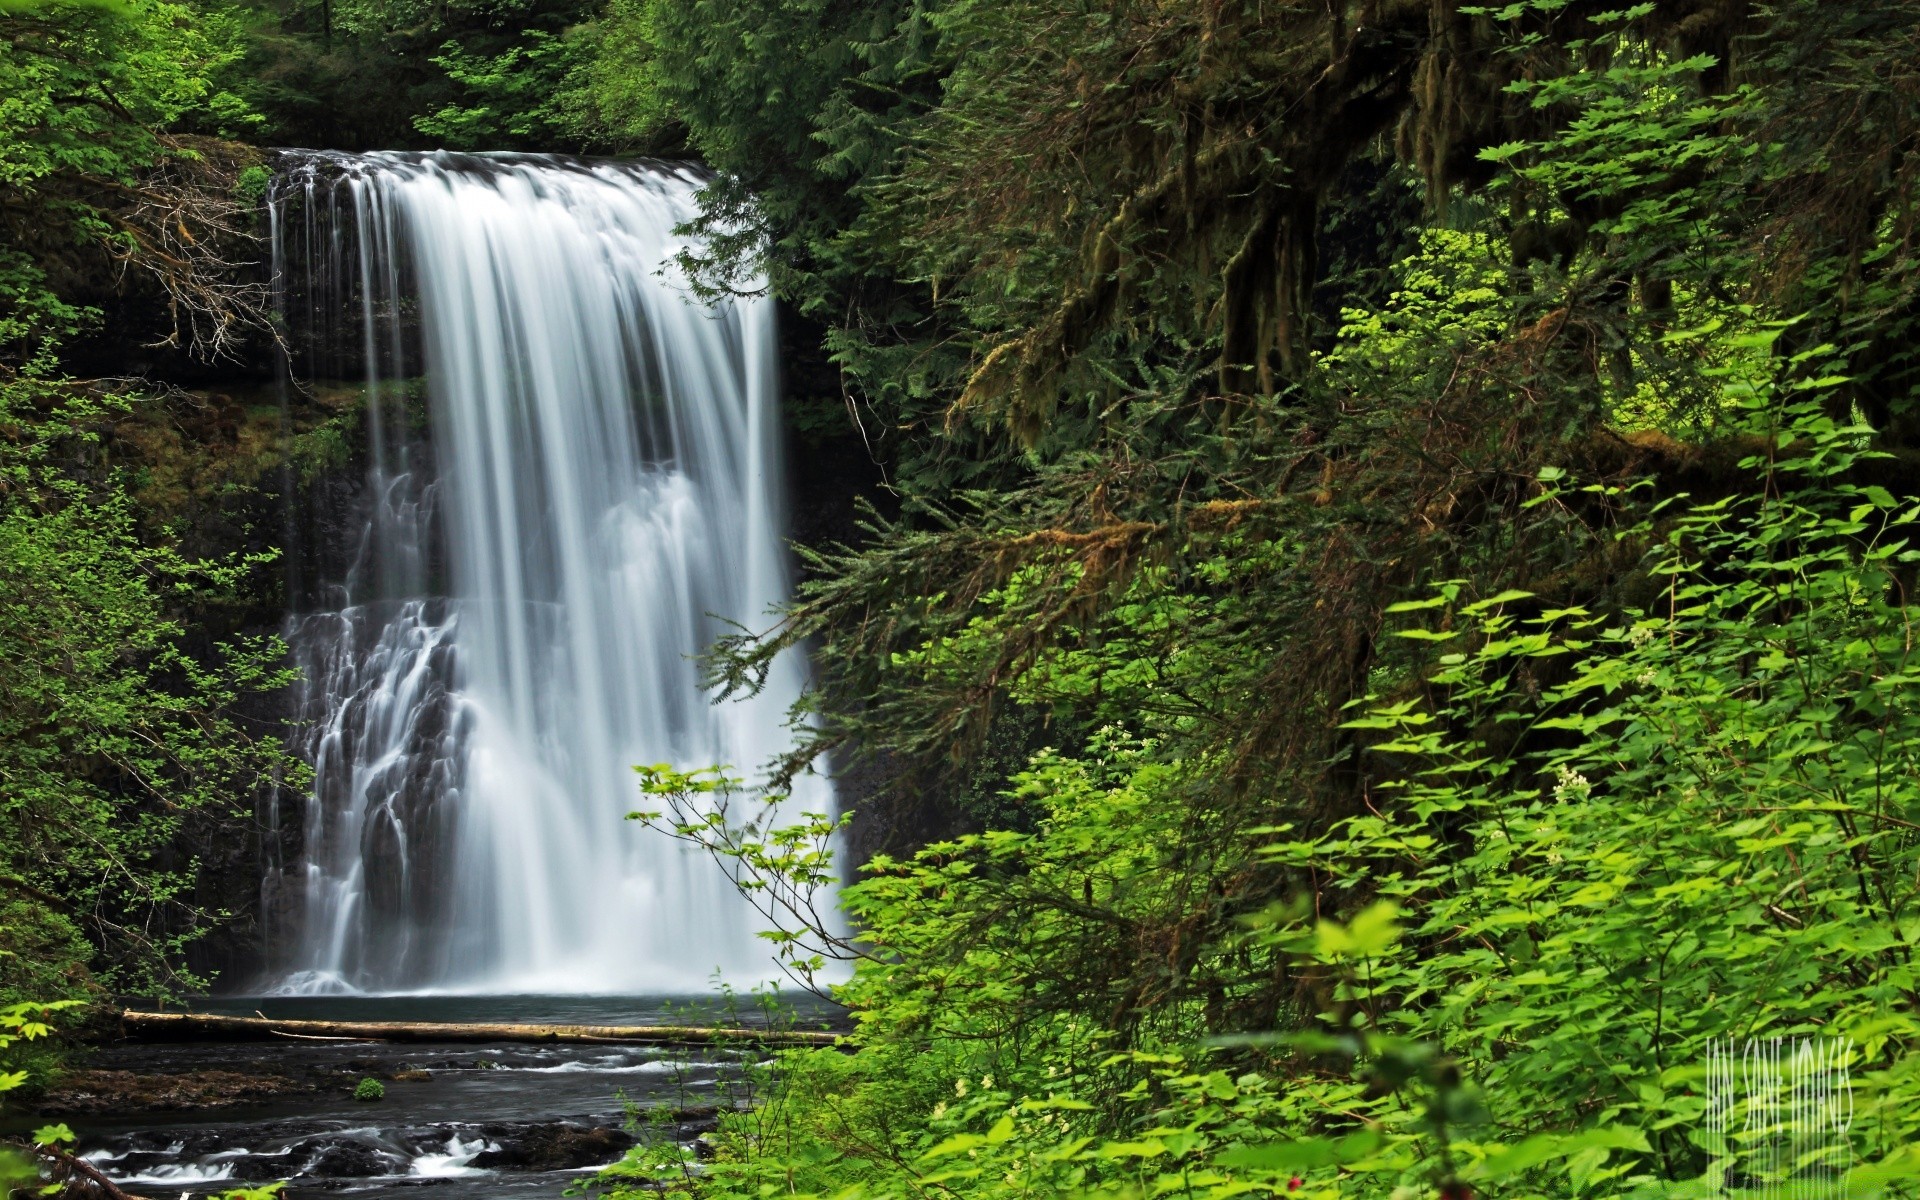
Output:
[
  {"xmin": 609, "ymin": 361, "xmax": 1920, "ymax": 1197},
  {"xmin": 0, "ymin": 374, "xmax": 297, "ymax": 997}
]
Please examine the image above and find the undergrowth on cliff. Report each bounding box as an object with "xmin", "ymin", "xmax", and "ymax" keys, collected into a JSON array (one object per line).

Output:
[
  {"xmin": 0, "ymin": 0, "xmax": 304, "ymax": 1024},
  {"xmin": 0, "ymin": 372, "xmax": 301, "ymax": 1002}
]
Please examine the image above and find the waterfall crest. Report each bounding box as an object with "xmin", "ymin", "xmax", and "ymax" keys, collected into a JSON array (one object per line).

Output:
[{"xmin": 267, "ymin": 152, "xmax": 823, "ymax": 995}]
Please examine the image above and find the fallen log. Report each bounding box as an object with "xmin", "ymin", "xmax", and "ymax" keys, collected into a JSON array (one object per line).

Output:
[{"xmin": 119, "ymin": 1010, "xmax": 844, "ymax": 1048}]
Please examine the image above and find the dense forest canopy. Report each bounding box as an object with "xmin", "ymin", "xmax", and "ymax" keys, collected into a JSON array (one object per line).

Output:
[{"xmin": 4, "ymin": 0, "xmax": 1920, "ymax": 1196}]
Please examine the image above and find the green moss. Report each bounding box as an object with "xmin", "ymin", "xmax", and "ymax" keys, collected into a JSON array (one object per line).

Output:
[
  {"xmin": 284, "ymin": 413, "xmax": 357, "ymax": 483},
  {"xmin": 233, "ymin": 164, "xmax": 272, "ymax": 205}
]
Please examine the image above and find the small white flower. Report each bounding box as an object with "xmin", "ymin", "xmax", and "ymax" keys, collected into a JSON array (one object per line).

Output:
[
  {"xmin": 955, "ymin": 1078, "xmax": 968, "ymax": 1097},
  {"xmin": 1552, "ymin": 764, "xmax": 1590, "ymax": 802},
  {"xmin": 981, "ymin": 1074, "xmax": 994, "ymax": 1089}
]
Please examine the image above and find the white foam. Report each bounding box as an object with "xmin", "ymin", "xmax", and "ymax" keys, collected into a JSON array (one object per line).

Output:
[
  {"xmin": 508, "ymin": 1056, "xmax": 698, "ymax": 1075},
  {"xmin": 410, "ymin": 1134, "xmax": 499, "ymax": 1177},
  {"xmin": 115, "ymin": 1161, "xmax": 238, "ymax": 1186},
  {"xmin": 262, "ymin": 968, "xmax": 362, "ymax": 996}
]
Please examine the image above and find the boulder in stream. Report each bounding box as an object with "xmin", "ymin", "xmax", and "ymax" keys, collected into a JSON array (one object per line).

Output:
[{"xmin": 470, "ymin": 1122, "xmax": 636, "ymax": 1169}]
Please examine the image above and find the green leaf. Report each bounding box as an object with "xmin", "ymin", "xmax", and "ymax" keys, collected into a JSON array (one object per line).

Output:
[{"xmin": 1217, "ymin": 1138, "xmax": 1342, "ymax": 1170}]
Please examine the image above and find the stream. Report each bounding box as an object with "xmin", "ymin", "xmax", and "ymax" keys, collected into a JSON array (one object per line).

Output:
[{"xmin": 33, "ymin": 995, "xmax": 842, "ymax": 1199}]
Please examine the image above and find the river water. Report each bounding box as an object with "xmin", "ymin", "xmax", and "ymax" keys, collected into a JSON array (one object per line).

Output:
[{"xmin": 46, "ymin": 995, "xmax": 843, "ymax": 1198}]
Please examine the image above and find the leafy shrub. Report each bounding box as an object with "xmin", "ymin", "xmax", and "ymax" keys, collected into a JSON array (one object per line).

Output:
[{"xmin": 605, "ymin": 356, "xmax": 1920, "ymax": 1198}]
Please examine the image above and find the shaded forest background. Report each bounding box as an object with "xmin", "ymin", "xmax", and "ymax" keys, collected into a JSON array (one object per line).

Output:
[{"xmin": 5, "ymin": 0, "xmax": 1920, "ymax": 1197}]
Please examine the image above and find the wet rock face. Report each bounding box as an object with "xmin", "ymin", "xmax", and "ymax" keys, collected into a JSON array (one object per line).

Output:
[
  {"xmin": 306, "ymin": 1141, "xmax": 409, "ymax": 1178},
  {"xmin": 103, "ymin": 371, "xmax": 433, "ymax": 989},
  {"xmin": 225, "ymin": 1149, "xmax": 307, "ymax": 1183},
  {"xmin": 470, "ymin": 1121, "xmax": 636, "ymax": 1169}
]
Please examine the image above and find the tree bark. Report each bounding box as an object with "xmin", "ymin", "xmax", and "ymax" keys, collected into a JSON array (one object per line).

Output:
[{"xmin": 118, "ymin": 1009, "xmax": 843, "ymax": 1048}]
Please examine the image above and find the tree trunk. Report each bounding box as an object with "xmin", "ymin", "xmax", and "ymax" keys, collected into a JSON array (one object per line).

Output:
[{"xmin": 118, "ymin": 1009, "xmax": 843, "ymax": 1048}]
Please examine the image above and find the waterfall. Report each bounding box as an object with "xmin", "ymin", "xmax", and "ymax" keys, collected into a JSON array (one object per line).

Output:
[{"xmin": 264, "ymin": 152, "xmax": 825, "ymax": 995}]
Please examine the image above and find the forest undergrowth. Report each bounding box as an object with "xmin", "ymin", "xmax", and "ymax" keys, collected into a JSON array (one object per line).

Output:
[{"xmin": 600, "ymin": 2, "xmax": 1920, "ymax": 1198}]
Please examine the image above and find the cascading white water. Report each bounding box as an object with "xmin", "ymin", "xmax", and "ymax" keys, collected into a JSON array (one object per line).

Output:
[{"xmin": 267, "ymin": 152, "xmax": 825, "ymax": 994}]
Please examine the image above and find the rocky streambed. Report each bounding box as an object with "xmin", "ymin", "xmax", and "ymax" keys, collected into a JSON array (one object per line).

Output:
[
  {"xmin": 42, "ymin": 1038, "xmax": 739, "ymax": 1197},
  {"xmin": 17, "ymin": 995, "xmax": 839, "ymax": 1199}
]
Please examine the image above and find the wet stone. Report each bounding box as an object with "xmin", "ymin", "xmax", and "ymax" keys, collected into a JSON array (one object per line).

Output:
[
  {"xmin": 304, "ymin": 1142, "xmax": 409, "ymax": 1178},
  {"xmin": 470, "ymin": 1122, "xmax": 636, "ymax": 1169},
  {"xmin": 229, "ymin": 1151, "xmax": 306, "ymax": 1182}
]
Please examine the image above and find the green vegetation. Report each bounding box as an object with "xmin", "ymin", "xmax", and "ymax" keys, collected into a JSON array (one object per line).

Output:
[
  {"xmin": 0, "ymin": 1002, "xmax": 83, "ymax": 1189},
  {"xmin": 0, "ymin": 378, "xmax": 297, "ymax": 998},
  {"xmin": 2, "ymin": 0, "xmax": 301, "ymax": 1099},
  {"xmin": 353, "ymin": 1076, "xmax": 386, "ymax": 1101},
  {"xmin": 599, "ymin": 2, "xmax": 1920, "ymax": 1199}
]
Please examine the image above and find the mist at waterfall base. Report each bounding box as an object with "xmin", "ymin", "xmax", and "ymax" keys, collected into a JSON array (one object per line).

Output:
[{"xmin": 263, "ymin": 152, "xmax": 833, "ymax": 998}]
